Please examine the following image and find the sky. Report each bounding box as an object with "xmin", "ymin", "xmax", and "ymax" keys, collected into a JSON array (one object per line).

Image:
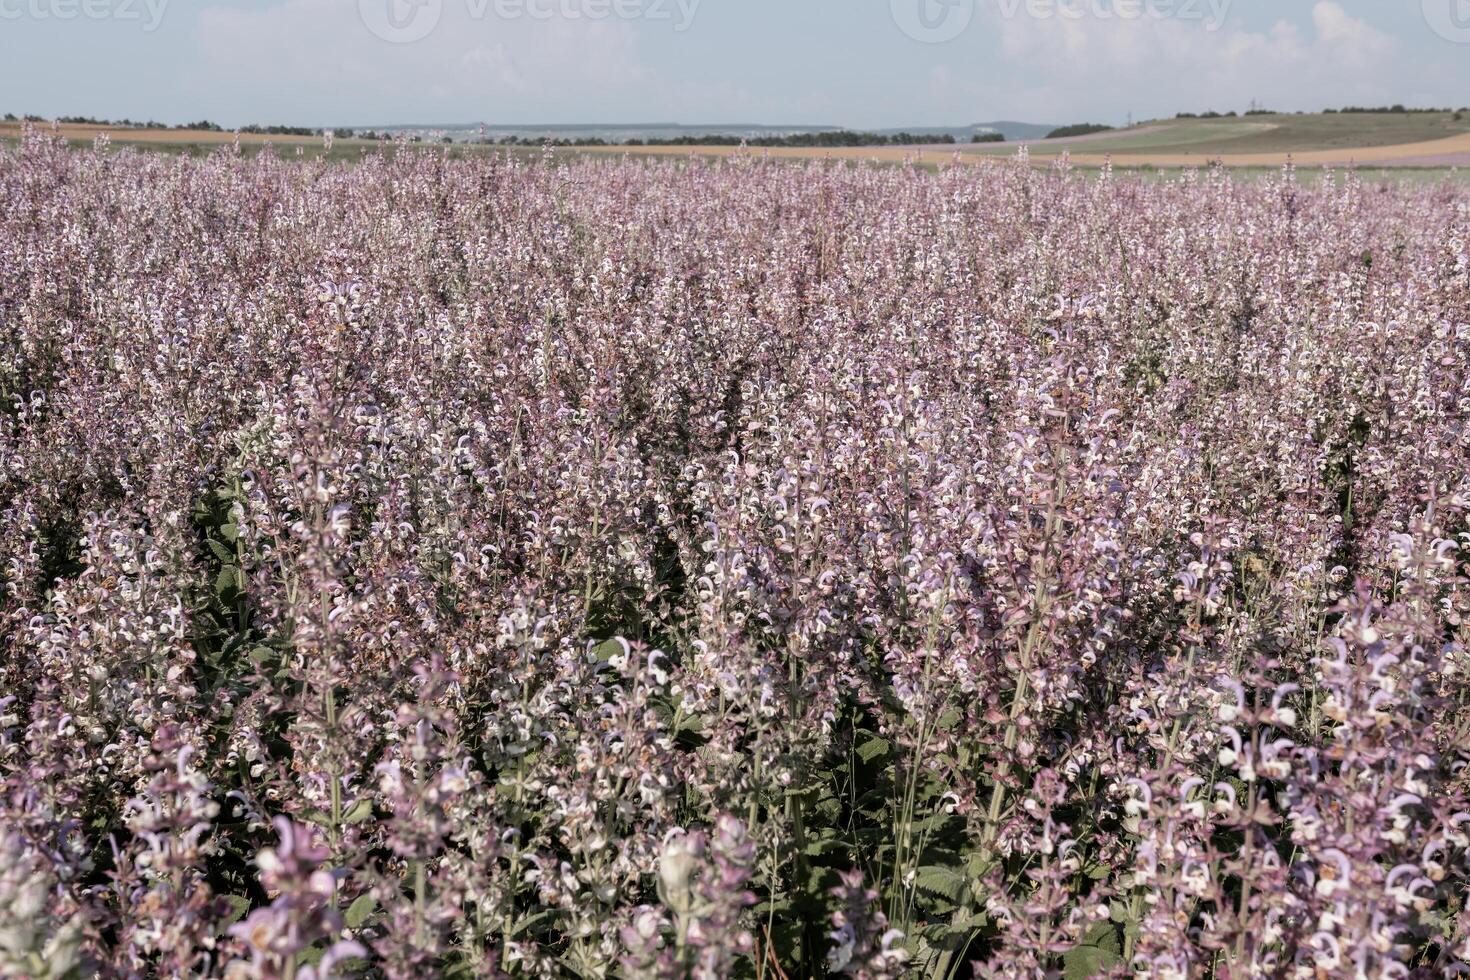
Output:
[{"xmin": 2, "ymin": 0, "xmax": 1468, "ymax": 129}]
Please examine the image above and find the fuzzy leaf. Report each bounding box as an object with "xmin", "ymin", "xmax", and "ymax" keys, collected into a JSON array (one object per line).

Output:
[
  {"xmin": 220, "ymin": 894, "xmax": 252, "ymax": 929},
  {"xmin": 215, "ymin": 564, "xmax": 243, "ymax": 597},
  {"xmin": 344, "ymin": 894, "xmax": 377, "ymax": 930},
  {"xmin": 803, "ymin": 835, "xmax": 848, "ymax": 858},
  {"xmin": 1063, "ymin": 923, "xmax": 1122, "ymax": 979},
  {"xmin": 913, "ymin": 864, "xmax": 966, "ymax": 903},
  {"xmin": 591, "ymin": 638, "xmax": 626, "ymax": 663},
  {"xmin": 343, "ymin": 798, "xmax": 374, "ymax": 825},
  {"xmin": 856, "ymin": 735, "xmax": 891, "ymax": 764}
]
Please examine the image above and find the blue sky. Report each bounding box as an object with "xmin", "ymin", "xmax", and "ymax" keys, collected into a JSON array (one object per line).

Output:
[{"xmin": 2, "ymin": 0, "xmax": 1468, "ymax": 128}]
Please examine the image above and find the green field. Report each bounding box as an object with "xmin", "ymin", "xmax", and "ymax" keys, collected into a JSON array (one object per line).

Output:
[{"xmin": 958, "ymin": 110, "xmax": 1470, "ymax": 156}]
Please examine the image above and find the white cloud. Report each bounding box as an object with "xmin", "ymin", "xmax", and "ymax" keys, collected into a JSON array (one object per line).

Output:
[
  {"xmin": 934, "ymin": 0, "xmax": 1401, "ymax": 121},
  {"xmin": 1309, "ymin": 0, "xmax": 1393, "ymax": 65},
  {"xmin": 192, "ymin": 0, "xmax": 654, "ymax": 122}
]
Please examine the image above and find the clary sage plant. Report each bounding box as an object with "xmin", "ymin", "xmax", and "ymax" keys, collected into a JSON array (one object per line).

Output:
[{"xmin": 1, "ymin": 127, "xmax": 1468, "ymax": 978}]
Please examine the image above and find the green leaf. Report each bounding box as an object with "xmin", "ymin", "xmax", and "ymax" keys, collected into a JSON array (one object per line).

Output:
[
  {"xmin": 856, "ymin": 735, "xmax": 891, "ymax": 765},
  {"xmin": 215, "ymin": 564, "xmax": 243, "ymax": 596},
  {"xmin": 219, "ymin": 523, "xmax": 240, "ymax": 543},
  {"xmin": 220, "ymin": 894, "xmax": 252, "ymax": 929},
  {"xmin": 591, "ymin": 638, "xmax": 626, "ymax": 663},
  {"xmin": 344, "ymin": 894, "xmax": 377, "ymax": 930},
  {"xmin": 913, "ymin": 865, "xmax": 966, "ymax": 904},
  {"xmin": 1063, "ymin": 923, "xmax": 1123, "ymax": 979},
  {"xmin": 803, "ymin": 835, "xmax": 849, "ymax": 858},
  {"xmin": 965, "ymin": 850, "xmax": 997, "ymax": 879},
  {"xmin": 510, "ymin": 909, "xmax": 556, "ymax": 937},
  {"xmin": 343, "ymin": 798, "xmax": 374, "ymax": 825},
  {"xmin": 910, "ymin": 809, "xmax": 958, "ymax": 834},
  {"xmin": 811, "ymin": 793, "xmax": 842, "ymax": 823},
  {"xmin": 207, "ymin": 539, "xmax": 236, "ymax": 563}
]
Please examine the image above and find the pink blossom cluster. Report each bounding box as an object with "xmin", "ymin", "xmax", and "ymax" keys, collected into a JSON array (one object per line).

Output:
[{"xmin": 1, "ymin": 127, "xmax": 1468, "ymax": 977}]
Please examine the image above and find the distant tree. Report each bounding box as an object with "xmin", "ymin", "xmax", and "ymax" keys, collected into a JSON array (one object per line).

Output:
[
  {"xmin": 1336, "ymin": 105, "xmax": 1445, "ymax": 114},
  {"xmin": 240, "ymin": 124, "xmax": 321, "ymax": 137},
  {"xmin": 1045, "ymin": 123, "xmax": 1114, "ymax": 139},
  {"xmin": 593, "ymin": 130, "xmax": 963, "ymax": 149},
  {"xmin": 971, "ymin": 133, "xmax": 1005, "ymax": 143}
]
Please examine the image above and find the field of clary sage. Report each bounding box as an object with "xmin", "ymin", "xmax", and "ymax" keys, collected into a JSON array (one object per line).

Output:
[{"xmin": 1, "ymin": 128, "xmax": 1468, "ymax": 978}]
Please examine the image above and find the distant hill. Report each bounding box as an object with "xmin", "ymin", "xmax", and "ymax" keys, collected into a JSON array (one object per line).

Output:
[{"xmin": 972, "ymin": 120, "xmax": 1062, "ymax": 141}]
